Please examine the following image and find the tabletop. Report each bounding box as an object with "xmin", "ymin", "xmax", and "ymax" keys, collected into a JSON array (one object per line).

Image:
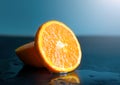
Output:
[{"xmin": 0, "ymin": 36, "xmax": 120, "ymax": 85}]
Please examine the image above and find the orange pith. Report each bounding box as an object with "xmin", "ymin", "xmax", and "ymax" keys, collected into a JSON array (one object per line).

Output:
[{"xmin": 35, "ymin": 20, "xmax": 82, "ymax": 73}]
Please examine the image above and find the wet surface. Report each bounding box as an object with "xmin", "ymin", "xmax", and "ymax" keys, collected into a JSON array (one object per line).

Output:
[{"xmin": 0, "ymin": 36, "xmax": 120, "ymax": 85}]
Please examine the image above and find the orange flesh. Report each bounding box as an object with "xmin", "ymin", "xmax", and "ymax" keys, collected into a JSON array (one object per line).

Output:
[
  {"xmin": 35, "ymin": 20, "xmax": 82, "ymax": 72},
  {"xmin": 42, "ymin": 23, "xmax": 79, "ymax": 68}
]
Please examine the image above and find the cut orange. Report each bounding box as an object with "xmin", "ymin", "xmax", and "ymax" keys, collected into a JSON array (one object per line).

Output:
[
  {"xmin": 35, "ymin": 20, "xmax": 82, "ymax": 73},
  {"xmin": 15, "ymin": 20, "xmax": 82, "ymax": 73}
]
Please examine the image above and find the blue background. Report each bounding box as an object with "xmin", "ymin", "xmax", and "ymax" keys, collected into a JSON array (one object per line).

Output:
[{"xmin": 0, "ymin": 0, "xmax": 120, "ymax": 36}]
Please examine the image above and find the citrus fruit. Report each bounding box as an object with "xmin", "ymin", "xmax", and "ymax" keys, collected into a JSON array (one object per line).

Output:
[
  {"xmin": 34, "ymin": 20, "xmax": 82, "ymax": 73},
  {"xmin": 15, "ymin": 20, "xmax": 82, "ymax": 73}
]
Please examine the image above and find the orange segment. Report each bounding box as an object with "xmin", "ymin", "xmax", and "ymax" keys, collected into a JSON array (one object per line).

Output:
[{"xmin": 35, "ymin": 20, "xmax": 82, "ymax": 73}]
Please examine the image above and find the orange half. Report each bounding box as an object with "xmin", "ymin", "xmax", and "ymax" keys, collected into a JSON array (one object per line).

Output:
[{"xmin": 35, "ymin": 20, "xmax": 82, "ymax": 73}]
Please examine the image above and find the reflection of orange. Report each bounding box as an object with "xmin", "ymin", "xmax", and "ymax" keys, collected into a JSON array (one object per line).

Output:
[
  {"xmin": 17, "ymin": 66, "xmax": 80, "ymax": 85},
  {"xmin": 15, "ymin": 20, "xmax": 82, "ymax": 73},
  {"xmin": 49, "ymin": 72, "xmax": 80, "ymax": 85}
]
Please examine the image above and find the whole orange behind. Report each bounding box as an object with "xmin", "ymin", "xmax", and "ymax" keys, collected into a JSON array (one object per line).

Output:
[{"xmin": 15, "ymin": 20, "xmax": 82, "ymax": 73}]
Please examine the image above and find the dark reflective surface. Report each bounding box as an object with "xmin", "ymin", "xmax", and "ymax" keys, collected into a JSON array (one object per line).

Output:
[
  {"xmin": 0, "ymin": 36, "xmax": 120, "ymax": 85},
  {"xmin": 17, "ymin": 66, "xmax": 80, "ymax": 85}
]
